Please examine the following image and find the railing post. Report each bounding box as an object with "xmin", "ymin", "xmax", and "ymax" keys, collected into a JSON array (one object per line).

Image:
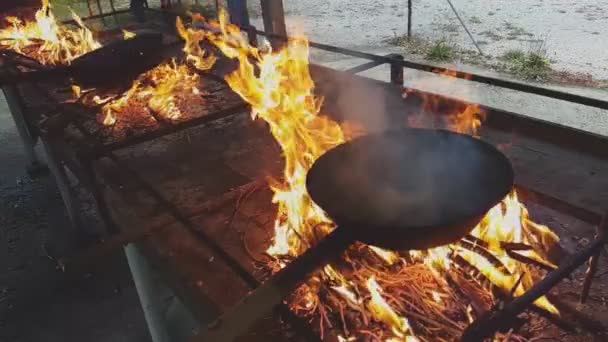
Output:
[
  {"xmin": 390, "ymin": 55, "xmax": 404, "ymax": 86},
  {"xmin": 261, "ymin": 0, "xmax": 287, "ymax": 49},
  {"xmin": 247, "ymin": 25, "xmax": 258, "ymax": 46},
  {"xmin": 407, "ymin": 0, "xmax": 412, "ymax": 39},
  {"xmin": 227, "ymin": 0, "xmax": 251, "ymax": 28}
]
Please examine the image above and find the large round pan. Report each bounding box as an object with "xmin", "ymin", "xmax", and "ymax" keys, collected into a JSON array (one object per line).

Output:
[
  {"xmin": 307, "ymin": 128, "xmax": 514, "ymax": 250},
  {"xmin": 1, "ymin": 32, "xmax": 165, "ymax": 88},
  {"xmin": 197, "ymin": 128, "xmax": 515, "ymax": 341}
]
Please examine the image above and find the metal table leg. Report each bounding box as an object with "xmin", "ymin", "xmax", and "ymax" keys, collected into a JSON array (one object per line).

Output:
[
  {"xmin": 125, "ymin": 244, "xmax": 174, "ymax": 342},
  {"xmin": 2, "ymin": 85, "xmax": 46, "ymax": 174},
  {"xmin": 125, "ymin": 244, "xmax": 204, "ymax": 342},
  {"xmin": 41, "ymin": 139, "xmax": 83, "ymax": 230}
]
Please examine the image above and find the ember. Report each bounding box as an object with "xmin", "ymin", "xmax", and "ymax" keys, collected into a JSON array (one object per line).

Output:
[
  {"xmin": 180, "ymin": 11, "xmax": 563, "ymax": 340},
  {"xmin": 0, "ymin": 0, "xmax": 101, "ymax": 65},
  {"xmin": 91, "ymin": 58, "xmax": 208, "ymax": 126}
]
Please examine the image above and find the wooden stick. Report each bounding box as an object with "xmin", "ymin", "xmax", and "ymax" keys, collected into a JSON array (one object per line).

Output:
[{"xmin": 580, "ymin": 211, "xmax": 608, "ymax": 303}]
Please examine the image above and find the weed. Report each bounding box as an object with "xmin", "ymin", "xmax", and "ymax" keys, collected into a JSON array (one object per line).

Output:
[
  {"xmin": 470, "ymin": 16, "xmax": 482, "ymax": 24},
  {"xmin": 386, "ymin": 34, "xmax": 430, "ymax": 55},
  {"xmin": 426, "ymin": 40, "xmax": 454, "ymax": 61},
  {"xmin": 501, "ymin": 49, "xmax": 551, "ymax": 80}
]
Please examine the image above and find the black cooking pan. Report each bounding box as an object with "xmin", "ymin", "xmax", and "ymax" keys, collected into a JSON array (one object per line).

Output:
[
  {"xmin": 306, "ymin": 128, "xmax": 514, "ymax": 250},
  {"xmin": 0, "ymin": 32, "xmax": 165, "ymax": 88},
  {"xmin": 197, "ymin": 128, "xmax": 514, "ymax": 341}
]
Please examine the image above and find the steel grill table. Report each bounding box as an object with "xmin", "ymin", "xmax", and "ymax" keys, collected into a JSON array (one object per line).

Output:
[{"xmin": 2, "ymin": 5, "xmax": 608, "ymax": 342}]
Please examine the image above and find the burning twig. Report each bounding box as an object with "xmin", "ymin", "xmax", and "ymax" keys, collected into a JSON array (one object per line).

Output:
[{"xmin": 506, "ymin": 250, "xmax": 558, "ymax": 272}]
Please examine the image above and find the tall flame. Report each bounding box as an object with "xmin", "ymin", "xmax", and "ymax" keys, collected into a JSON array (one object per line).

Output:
[
  {"xmin": 0, "ymin": 0, "xmax": 101, "ymax": 65},
  {"xmin": 189, "ymin": 11, "xmax": 345, "ymax": 256}
]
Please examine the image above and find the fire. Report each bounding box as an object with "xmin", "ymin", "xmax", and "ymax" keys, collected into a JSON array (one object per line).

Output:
[
  {"xmin": 0, "ymin": 0, "xmax": 101, "ymax": 65},
  {"xmin": 181, "ymin": 11, "xmax": 562, "ymax": 340},
  {"xmin": 367, "ymin": 277, "xmax": 419, "ymax": 341},
  {"xmin": 122, "ymin": 29, "xmax": 136, "ymax": 40},
  {"xmin": 188, "ymin": 10, "xmax": 344, "ymax": 256},
  {"xmin": 176, "ymin": 16, "xmax": 217, "ymax": 71},
  {"xmin": 94, "ymin": 59, "xmax": 204, "ymax": 126}
]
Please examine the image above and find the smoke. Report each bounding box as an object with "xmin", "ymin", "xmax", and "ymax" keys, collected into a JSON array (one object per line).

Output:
[{"xmin": 315, "ymin": 67, "xmax": 406, "ymax": 134}]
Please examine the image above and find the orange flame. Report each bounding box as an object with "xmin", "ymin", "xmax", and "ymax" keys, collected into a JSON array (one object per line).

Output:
[
  {"xmin": 94, "ymin": 59, "xmax": 203, "ymax": 126},
  {"xmin": 192, "ymin": 10, "xmax": 344, "ymax": 257},
  {"xmin": 176, "ymin": 16, "xmax": 217, "ymax": 71},
  {"xmin": 367, "ymin": 277, "xmax": 419, "ymax": 341},
  {"xmin": 0, "ymin": 0, "xmax": 101, "ymax": 65}
]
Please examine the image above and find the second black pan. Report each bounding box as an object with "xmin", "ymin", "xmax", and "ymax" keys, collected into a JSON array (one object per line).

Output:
[{"xmin": 1, "ymin": 32, "xmax": 165, "ymax": 88}]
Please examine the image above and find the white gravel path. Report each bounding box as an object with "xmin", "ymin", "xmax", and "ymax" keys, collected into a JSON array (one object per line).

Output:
[{"xmin": 249, "ymin": 0, "xmax": 608, "ymax": 80}]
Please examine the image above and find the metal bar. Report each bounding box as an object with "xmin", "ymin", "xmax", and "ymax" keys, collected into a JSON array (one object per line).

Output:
[
  {"xmin": 461, "ymin": 235, "xmax": 608, "ymax": 341},
  {"xmin": 193, "ymin": 228, "xmax": 353, "ymax": 342},
  {"xmin": 86, "ymin": 0, "xmax": 94, "ymax": 17},
  {"xmin": 81, "ymin": 158, "xmax": 120, "ymax": 235},
  {"xmin": 227, "ymin": 0, "xmax": 251, "ymax": 28},
  {"xmin": 125, "ymin": 244, "xmax": 174, "ymax": 342},
  {"xmin": 58, "ymin": 181, "xmax": 260, "ymax": 273},
  {"xmin": 260, "ymin": 0, "xmax": 287, "ymax": 49},
  {"xmin": 94, "ymin": 0, "xmax": 107, "ymax": 25},
  {"xmin": 395, "ymin": 85, "xmax": 608, "ymax": 160},
  {"xmin": 83, "ymin": 102, "xmax": 249, "ymax": 160},
  {"xmin": 2, "ymin": 85, "xmax": 43, "ymax": 171},
  {"xmin": 580, "ymin": 212, "xmax": 608, "ymax": 303},
  {"xmin": 514, "ymin": 185, "xmax": 603, "ymax": 225},
  {"xmin": 246, "ymin": 25, "xmax": 258, "ymax": 46},
  {"xmin": 407, "ymin": 0, "xmax": 412, "ymax": 38},
  {"xmin": 445, "ymin": 0, "xmax": 483, "ymax": 55},
  {"xmin": 41, "ymin": 138, "xmax": 83, "ymax": 230},
  {"xmin": 390, "ymin": 54, "xmax": 405, "ymax": 85},
  {"xmin": 254, "ymin": 29, "xmax": 608, "ymax": 111},
  {"xmin": 344, "ymin": 53, "xmax": 398, "ymax": 74},
  {"xmin": 61, "ymin": 9, "xmax": 132, "ymax": 26}
]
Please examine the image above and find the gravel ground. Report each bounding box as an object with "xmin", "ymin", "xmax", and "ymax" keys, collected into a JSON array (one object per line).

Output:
[
  {"xmin": 248, "ymin": 0, "xmax": 608, "ymax": 80},
  {"xmin": 53, "ymin": 0, "xmax": 607, "ymax": 81}
]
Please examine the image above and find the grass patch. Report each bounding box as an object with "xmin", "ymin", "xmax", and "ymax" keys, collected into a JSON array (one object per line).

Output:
[
  {"xmin": 469, "ymin": 16, "xmax": 482, "ymax": 24},
  {"xmin": 426, "ymin": 40, "xmax": 454, "ymax": 61},
  {"xmin": 386, "ymin": 34, "xmax": 430, "ymax": 55},
  {"xmin": 187, "ymin": 3, "xmax": 217, "ymax": 18},
  {"xmin": 501, "ymin": 49, "xmax": 551, "ymax": 80}
]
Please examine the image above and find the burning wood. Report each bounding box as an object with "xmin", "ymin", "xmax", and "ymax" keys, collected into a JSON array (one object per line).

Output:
[
  {"xmin": 91, "ymin": 59, "xmax": 207, "ymax": 127},
  {"xmin": 176, "ymin": 10, "xmax": 566, "ymax": 341},
  {"xmin": 0, "ymin": 0, "xmax": 100, "ymax": 65}
]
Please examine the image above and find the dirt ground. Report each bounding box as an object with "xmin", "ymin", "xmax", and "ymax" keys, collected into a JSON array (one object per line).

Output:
[{"xmin": 0, "ymin": 94, "xmax": 149, "ymax": 342}]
